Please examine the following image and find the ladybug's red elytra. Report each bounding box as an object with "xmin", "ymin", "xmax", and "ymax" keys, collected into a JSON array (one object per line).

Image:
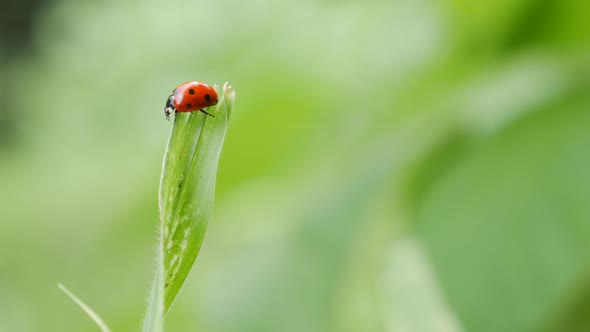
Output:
[{"xmin": 164, "ymin": 81, "xmax": 219, "ymax": 120}]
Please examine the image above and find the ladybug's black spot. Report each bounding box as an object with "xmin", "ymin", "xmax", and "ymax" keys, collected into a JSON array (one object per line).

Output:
[
  {"xmin": 187, "ymin": 103, "xmax": 193, "ymax": 109},
  {"xmin": 205, "ymin": 94, "xmax": 211, "ymax": 102},
  {"xmin": 189, "ymin": 89, "xmax": 195, "ymax": 95}
]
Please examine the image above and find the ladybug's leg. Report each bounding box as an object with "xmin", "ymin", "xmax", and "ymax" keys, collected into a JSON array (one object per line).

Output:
[{"xmin": 199, "ymin": 109, "xmax": 215, "ymax": 117}]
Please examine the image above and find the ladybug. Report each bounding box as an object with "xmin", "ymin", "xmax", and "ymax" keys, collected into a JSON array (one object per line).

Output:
[{"xmin": 164, "ymin": 81, "xmax": 219, "ymax": 120}]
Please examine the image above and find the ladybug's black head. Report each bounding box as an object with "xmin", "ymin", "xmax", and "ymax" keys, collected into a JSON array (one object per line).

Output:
[{"xmin": 164, "ymin": 93, "xmax": 175, "ymax": 120}]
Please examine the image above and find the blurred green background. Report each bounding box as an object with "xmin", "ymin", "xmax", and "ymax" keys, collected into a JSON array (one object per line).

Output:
[{"xmin": 1, "ymin": 0, "xmax": 590, "ymax": 331}]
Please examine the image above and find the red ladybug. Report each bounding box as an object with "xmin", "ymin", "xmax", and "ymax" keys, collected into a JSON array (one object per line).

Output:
[{"xmin": 164, "ymin": 81, "xmax": 219, "ymax": 119}]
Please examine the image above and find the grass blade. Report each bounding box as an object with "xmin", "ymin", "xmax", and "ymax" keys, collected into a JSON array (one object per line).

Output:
[
  {"xmin": 58, "ymin": 283, "xmax": 112, "ymax": 332},
  {"xmin": 142, "ymin": 82, "xmax": 235, "ymax": 329},
  {"xmin": 142, "ymin": 262, "xmax": 164, "ymax": 332}
]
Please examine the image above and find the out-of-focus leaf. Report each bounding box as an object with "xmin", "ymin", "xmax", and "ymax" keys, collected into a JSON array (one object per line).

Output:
[
  {"xmin": 379, "ymin": 238, "xmax": 463, "ymax": 332},
  {"xmin": 415, "ymin": 101, "xmax": 590, "ymax": 332}
]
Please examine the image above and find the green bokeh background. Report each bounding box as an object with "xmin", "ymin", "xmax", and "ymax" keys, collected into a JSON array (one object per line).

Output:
[{"xmin": 1, "ymin": 0, "xmax": 590, "ymax": 331}]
